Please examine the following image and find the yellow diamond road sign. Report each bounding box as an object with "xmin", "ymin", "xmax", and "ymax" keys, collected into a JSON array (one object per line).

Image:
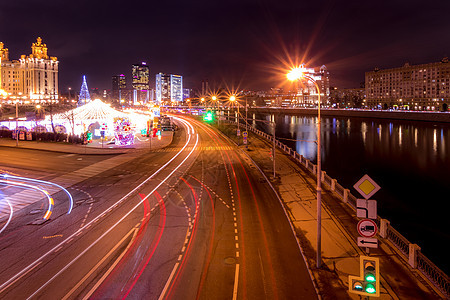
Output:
[{"xmin": 354, "ymin": 175, "xmax": 380, "ymax": 200}]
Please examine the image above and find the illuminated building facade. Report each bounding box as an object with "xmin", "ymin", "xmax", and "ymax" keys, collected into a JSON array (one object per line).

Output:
[
  {"xmin": 112, "ymin": 74, "xmax": 127, "ymax": 104},
  {"xmin": 132, "ymin": 62, "xmax": 150, "ymax": 104},
  {"xmin": 170, "ymin": 74, "xmax": 183, "ymax": 103},
  {"xmin": 156, "ymin": 73, "xmax": 170, "ymax": 103},
  {"xmin": 365, "ymin": 58, "xmax": 450, "ymax": 111},
  {"xmin": 155, "ymin": 73, "xmax": 183, "ymax": 103},
  {"xmin": 183, "ymin": 88, "xmax": 191, "ymax": 101},
  {"xmin": 329, "ymin": 87, "xmax": 365, "ymax": 108},
  {"xmin": 292, "ymin": 64, "xmax": 330, "ymax": 107},
  {"xmin": 0, "ymin": 37, "xmax": 58, "ymax": 102}
]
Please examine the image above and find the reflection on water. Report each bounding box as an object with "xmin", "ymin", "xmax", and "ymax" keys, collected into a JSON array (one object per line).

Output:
[{"xmin": 252, "ymin": 113, "xmax": 450, "ymax": 272}]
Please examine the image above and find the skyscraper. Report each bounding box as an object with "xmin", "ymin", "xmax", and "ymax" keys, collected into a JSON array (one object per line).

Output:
[
  {"xmin": 112, "ymin": 74, "xmax": 126, "ymax": 104},
  {"xmin": 156, "ymin": 73, "xmax": 170, "ymax": 103},
  {"xmin": 132, "ymin": 62, "xmax": 150, "ymax": 104},
  {"xmin": 155, "ymin": 73, "xmax": 183, "ymax": 103},
  {"xmin": 170, "ymin": 74, "xmax": 183, "ymax": 103}
]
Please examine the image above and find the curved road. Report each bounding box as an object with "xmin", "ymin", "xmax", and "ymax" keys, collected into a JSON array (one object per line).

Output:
[{"xmin": 0, "ymin": 116, "xmax": 317, "ymax": 299}]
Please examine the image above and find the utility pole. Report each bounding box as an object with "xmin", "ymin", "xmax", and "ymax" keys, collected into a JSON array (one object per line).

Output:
[{"xmin": 15, "ymin": 101, "xmax": 19, "ymax": 146}]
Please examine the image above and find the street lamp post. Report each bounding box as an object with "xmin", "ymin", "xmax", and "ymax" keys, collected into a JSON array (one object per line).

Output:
[
  {"xmin": 15, "ymin": 101, "xmax": 19, "ymax": 146},
  {"xmin": 212, "ymin": 95, "xmax": 219, "ymax": 125},
  {"xmin": 245, "ymin": 98, "xmax": 248, "ymax": 149},
  {"xmin": 288, "ymin": 67, "xmax": 322, "ymax": 268},
  {"xmin": 230, "ymin": 95, "xmax": 239, "ymax": 144}
]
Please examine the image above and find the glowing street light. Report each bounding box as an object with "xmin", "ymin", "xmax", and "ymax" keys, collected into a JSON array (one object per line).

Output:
[
  {"xmin": 229, "ymin": 95, "xmax": 240, "ymax": 142},
  {"xmin": 211, "ymin": 95, "xmax": 219, "ymax": 124},
  {"xmin": 287, "ymin": 66, "xmax": 323, "ymax": 268}
]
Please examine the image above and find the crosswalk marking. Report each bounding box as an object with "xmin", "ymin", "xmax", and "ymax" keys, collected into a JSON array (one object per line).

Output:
[{"xmin": 0, "ymin": 153, "xmax": 140, "ymax": 220}]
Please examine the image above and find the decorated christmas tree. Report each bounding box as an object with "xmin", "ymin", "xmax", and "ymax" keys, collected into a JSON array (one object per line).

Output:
[{"xmin": 78, "ymin": 75, "xmax": 91, "ymax": 106}]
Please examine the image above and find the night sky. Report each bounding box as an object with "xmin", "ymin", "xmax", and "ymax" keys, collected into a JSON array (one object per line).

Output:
[{"xmin": 1, "ymin": 0, "xmax": 449, "ymax": 93}]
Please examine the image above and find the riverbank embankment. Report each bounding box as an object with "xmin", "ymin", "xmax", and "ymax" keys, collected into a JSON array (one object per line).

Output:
[{"xmin": 248, "ymin": 107, "xmax": 450, "ymax": 123}]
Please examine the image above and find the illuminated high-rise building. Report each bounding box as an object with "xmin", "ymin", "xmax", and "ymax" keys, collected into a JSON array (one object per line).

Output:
[
  {"xmin": 155, "ymin": 73, "xmax": 183, "ymax": 103},
  {"xmin": 112, "ymin": 74, "xmax": 127, "ymax": 104},
  {"xmin": 156, "ymin": 73, "xmax": 170, "ymax": 103},
  {"xmin": 170, "ymin": 74, "xmax": 183, "ymax": 103},
  {"xmin": 292, "ymin": 64, "xmax": 330, "ymax": 107},
  {"xmin": 0, "ymin": 37, "xmax": 59, "ymax": 102},
  {"xmin": 183, "ymin": 88, "xmax": 191, "ymax": 101},
  {"xmin": 132, "ymin": 62, "xmax": 150, "ymax": 104}
]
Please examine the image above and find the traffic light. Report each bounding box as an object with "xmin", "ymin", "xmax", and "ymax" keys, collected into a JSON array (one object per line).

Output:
[
  {"xmin": 349, "ymin": 256, "xmax": 380, "ymax": 297},
  {"xmin": 203, "ymin": 110, "xmax": 214, "ymax": 122}
]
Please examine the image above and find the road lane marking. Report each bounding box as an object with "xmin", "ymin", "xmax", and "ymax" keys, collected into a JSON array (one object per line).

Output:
[
  {"xmin": 43, "ymin": 234, "xmax": 63, "ymax": 239},
  {"xmin": 158, "ymin": 262, "xmax": 180, "ymax": 300},
  {"xmin": 28, "ymin": 131, "xmax": 199, "ymax": 299},
  {"xmin": 233, "ymin": 264, "xmax": 239, "ymax": 300},
  {"xmin": 0, "ymin": 261, "xmax": 42, "ymax": 295},
  {"xmin": 0, "ymin": 120, "xmax": 198, "ymax": 297},
  {"xmin": 76, "ymin": 226, "xmax": 139, "ymax": 300}
]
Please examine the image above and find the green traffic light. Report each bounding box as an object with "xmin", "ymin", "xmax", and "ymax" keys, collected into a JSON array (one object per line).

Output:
[
  {"xmin": 365, "ymin": 283, "xmax": 376, "ymax": 294},
  {"xmin": 204, "ymin": 112, "xmax": 213, "ymax": 122},
  {"xmin": 365, "ymin": 272, "xmax": 376, "ymax": 282}
]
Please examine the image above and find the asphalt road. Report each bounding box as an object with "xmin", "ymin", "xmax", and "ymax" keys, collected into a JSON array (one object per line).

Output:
[{"xmin": 0, "ymin": 116, "xmax": 317, "ymax": 299}]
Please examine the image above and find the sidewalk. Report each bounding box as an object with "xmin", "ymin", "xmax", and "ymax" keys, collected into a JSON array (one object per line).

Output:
[{"xmin": 219, "ymin": 124, "xmax": 443, "ymax": 300}]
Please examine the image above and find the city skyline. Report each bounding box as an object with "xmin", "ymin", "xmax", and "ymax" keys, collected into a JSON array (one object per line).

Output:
[{"xmin": 1, "ymin": 1, "xmax": 449, "ymax": 92}]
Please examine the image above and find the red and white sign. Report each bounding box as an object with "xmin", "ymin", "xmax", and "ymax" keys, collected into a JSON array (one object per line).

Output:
[{"xmin": 357, "ymin": 219, "xmax": 378, "ymax": 238}]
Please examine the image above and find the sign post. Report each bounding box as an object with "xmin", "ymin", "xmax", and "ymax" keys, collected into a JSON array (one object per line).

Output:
[
  {"xmin": 349, "ymin": 174, "xmax": 382, "ymax": 297},
  {"xmin": 353, "ymin": 174, "xmax": 380, "ymax": 252}
]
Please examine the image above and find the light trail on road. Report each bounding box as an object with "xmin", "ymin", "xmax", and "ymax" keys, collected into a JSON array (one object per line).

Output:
[
  {"xmin": 0, "ymin": 117, "xmax": 199, "ymax": 298},
  {"xmin": 0, "ymin": 179, "xmax": 54, "ymax": 220},
  {"xmin": 122, "ymin": 192, "xmax": 166, "ymax": 299},
  {"xmin": 161, "ymin": 177, "xmax": 201, "ymax": 300},
  {"xmin": 171, "ymin": 116, "xmax": 247, "ymax": 299},
  {"xmin": 1, "ymin": 173, "xmax": 74, "ymax": 214},
  {"xmin": 233, "ymin": 150, "xmax": 279, "ymax": 299},
  {"xmin": 0, "ymin": 198, "xmax": 13, "ymax": 234},
  {"xmin": 189, "ymin": 175, "xmax": 216, "ymax": 299},
  {"xmin": 195, "ymin": 119, "xmax": 249, "ymax": 299}
]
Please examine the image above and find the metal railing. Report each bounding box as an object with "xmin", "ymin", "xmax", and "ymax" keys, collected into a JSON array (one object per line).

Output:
[{"xmin": 226, "ymin": 119, "xmax": 449, "ymax": 298}]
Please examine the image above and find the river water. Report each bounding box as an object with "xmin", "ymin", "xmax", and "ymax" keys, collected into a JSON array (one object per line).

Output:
[{"xmin": 251, "ymin": 112, "xmax": 450, "ymax": 273}]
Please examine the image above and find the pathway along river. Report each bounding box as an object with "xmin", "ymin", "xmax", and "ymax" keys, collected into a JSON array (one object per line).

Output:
[{"xmin": 250, "ymin": 112, "xmax": 450, "ymax": 274}]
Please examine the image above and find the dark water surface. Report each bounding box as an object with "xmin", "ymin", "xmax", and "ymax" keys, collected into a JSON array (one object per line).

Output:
[{"xmin": 251, "ymin": 113, "xmax": 450, "ymax": 273}]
